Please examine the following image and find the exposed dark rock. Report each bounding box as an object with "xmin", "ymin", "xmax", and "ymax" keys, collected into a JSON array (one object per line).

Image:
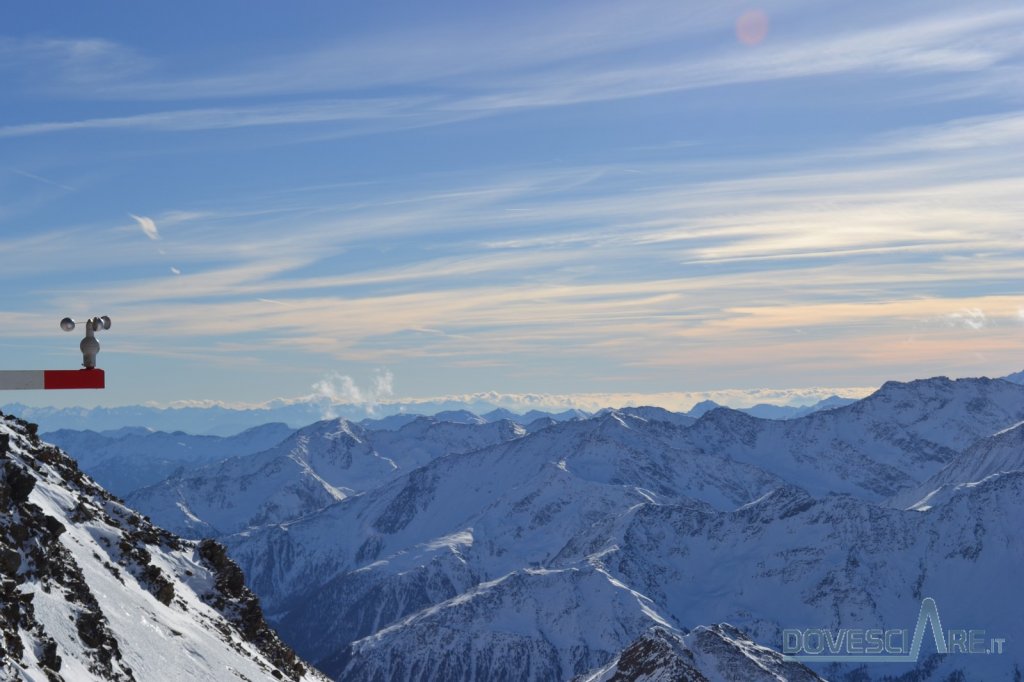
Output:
[
  {"xmin": 604, "ymin": 627, "xmax": 708, "ymax": 681},
  {"xmin": 198, "ymin": 538, "xmax": 308, "ymax": 680},
  {"xmin": 198, "ymin": 538, "xmax": 230, "ymax": 569},
  {"xmin": 8, "ymin": 523, "xmax": 29, "ymax": 544},
  {"xmin": 39, "ymin": 638, "xmax": 62, "ymax": 671},
  {"xmin": 200, "ymin": 538, "xmax": 246, "ymax": 596},
  {"xmin": 155, "ymin": 581, "xmax": 175, "ymax": 606},
  {"xmin": 5, "ymin": 461, "xmax": 36, "ymax": 503},
  {"xmin": 43, "ymin": 515, "xmax": 66, "ymax": 537},
  {"xmin": 75, "ymin": 610, "xmax": 107, "ymax": 649},
  {"xmin": 0, "ymin": 547, "xmax": 20, "ymax": 576}
]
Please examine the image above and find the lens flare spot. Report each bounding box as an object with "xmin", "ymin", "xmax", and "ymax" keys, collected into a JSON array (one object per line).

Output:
[{"xmin": 736, "ymin": 9, "xmax": 770, "ymax": 46}]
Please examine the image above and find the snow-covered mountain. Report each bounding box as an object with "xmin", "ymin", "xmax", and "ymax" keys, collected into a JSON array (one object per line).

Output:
[
  {"xmin": 668, "ymin": 376, "xmax": 1024, "ymax": 500},
  {"xmin": 224, "ymin": 376, "xmax": 1024, "ymax": 681},
  {"xmin": 685, "ymin": 395, "xmax": 856, "ymax": 420},
  {"xmin": 524, "ymin": 415, "xmax": 560, "ymax": 433},
  {"xmin": 740, "ymin": 395, "xmax": 857, "ymax": 420},
  {"xmin": 1001, "ymin": 368, "xmax": 1024, "ymax": 384},
  {"xmin": 127, "ymin": 416, "xmax": 525, "ymax": 538},
  {"xmin": 358, "ymin": 413, "xmax": 424, "ymax": 431},
  {"xmin": 125, "ymin": 419, "xmax": 395, "ymax": 538},
  {"xmin": 341, "ymin": 565, "xmax": 673, "ymax": 681},
  {"xmin": 891, "ymin": 420, "xmax": 1024, "ymax": 510},
  {"xmin": 577, "ymin": 475, "xmax": 1023, "ymax": 682},
  {"xmin": 359, "ymin": 408, "xmax": 582, "ymax": 432},
  {"xmin": 603, "ymin": 405, "xmax": 697, "ymax": 428},
  {"xmin": 576, "ymin": 625, "xmax": 826, "ymax": 682},
  {"xmin": 0, "ymin": 412, "xmax": 325, "ymax": 681},
  {"xmin": 367, "ymin": 416, "xmax": 525, "ymax": 470},
  {"xmin": 42, "ymin": 422, "xmax": 295, "ymax": 496}
]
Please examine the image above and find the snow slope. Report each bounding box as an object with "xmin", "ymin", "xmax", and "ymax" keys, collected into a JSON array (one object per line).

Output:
[{"xmin": 0, "ymin": 413, "xmax": 325, "ymax": 682}]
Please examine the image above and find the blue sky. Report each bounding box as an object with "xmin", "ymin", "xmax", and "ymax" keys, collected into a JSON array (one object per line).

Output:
[{"xmin": 2, "ymin": 0, "xmax": 1023, "ymax": 409}]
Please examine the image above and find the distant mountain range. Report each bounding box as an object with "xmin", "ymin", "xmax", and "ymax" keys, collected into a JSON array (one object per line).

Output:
[
  {"xmin": 41, "ymin": 422, "xmax": 295, "ymax": 496},
  {"xmin": 11, "ymin": 364, "xmax": 1024, "ymax": 437},
  {"xmin": 5, "ymin": 390, "xmax": 860, "ymax": 436},
  {"xmin": 9, "ymin": 371, "xmax": 1024, "ymax": 680},
  {"xmin": 214, "ymin": 375, "xmax": 1024, "ymax": 681},
  {"xmin": 32, "ymin": 397, "xmax": 852, "ymax": 505}
]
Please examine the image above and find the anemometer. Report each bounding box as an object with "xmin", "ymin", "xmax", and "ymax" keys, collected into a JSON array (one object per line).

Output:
[{"xmin": 0, "ymin": 316, "xmax": 111, "ymax": 390}]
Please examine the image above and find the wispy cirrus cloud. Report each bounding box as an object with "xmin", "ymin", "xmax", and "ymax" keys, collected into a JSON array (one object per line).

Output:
[
  {"xmin": 51, "ymin": 0, "xmax": 763, "ymax": 100},
  {"xmin": 17, "ymin": 110, "xmax": 1024, "ymax": 350},
  {"xmin": 5, "ymin": 69, "xmax": 1024, "ymax": 400},
  {"xmin": 2, "ymin": 5, "xmax": 1022, "ymax": 140},
  {"xmin": 10, "ymin": 168, "xmax": 76, "ymax": 192},
  {"xmin": 117, "ymin": 5, "xmax": 1024, "ymax": 107},
  {"xmin": 0, "ymin": 36, "xmax": 150, "ymax": 90},
  {"xmin": 448, "ymin": 7, "xmax": 1024, "ymax": 112},
  {"xmin": 0, "ymin": 98, "xmax": 451, "ymax": 138}
]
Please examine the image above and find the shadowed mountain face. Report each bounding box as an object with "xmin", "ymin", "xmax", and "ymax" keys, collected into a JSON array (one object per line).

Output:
[
  {"xmin": 891, "ymin": 420, "xmax": 1024, "ymax": 509},
  {"xmin": 0, "ymin": 412, "xmax": 326, "ymax": 682}
]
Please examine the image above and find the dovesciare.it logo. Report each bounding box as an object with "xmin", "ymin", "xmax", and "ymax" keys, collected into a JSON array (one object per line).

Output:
[{"xmin": 782, "ymin": 598, "xmax": 1006, "ymax": 663}]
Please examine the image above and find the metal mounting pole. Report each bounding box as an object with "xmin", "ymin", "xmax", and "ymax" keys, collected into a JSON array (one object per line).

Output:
[{"xmin": 62, "ymin": 316, "xmax": 110, "ymax": 369}]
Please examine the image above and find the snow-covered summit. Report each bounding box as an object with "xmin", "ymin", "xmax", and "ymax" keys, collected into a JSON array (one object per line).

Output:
[
  {"xmin": 125, "ymin": 418, "xmax": 396, "ymax": 537},
  {"xmin": 127, "ymin": 415, "xmax": 526, "ymax": 538},
  {"xmin": 576, "ymin": 625, "xmax": 826, "ymax": 682}
]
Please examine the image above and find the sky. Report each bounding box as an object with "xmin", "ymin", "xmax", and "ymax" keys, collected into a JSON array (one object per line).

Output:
[{"xmin": 1, "ymin": 0, "xmax": 1023, "ymax": 410}]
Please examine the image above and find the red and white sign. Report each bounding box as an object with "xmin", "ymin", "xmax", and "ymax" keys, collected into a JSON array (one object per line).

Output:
[{"xmin": 0, "ymin": 369, "xmax": 105, "ymax": 390}]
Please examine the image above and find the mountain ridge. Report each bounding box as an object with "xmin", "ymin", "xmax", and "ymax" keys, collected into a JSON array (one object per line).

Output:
[{"xmin": 0, "ymin": 411, "xmax": 326, "ymax": 681}]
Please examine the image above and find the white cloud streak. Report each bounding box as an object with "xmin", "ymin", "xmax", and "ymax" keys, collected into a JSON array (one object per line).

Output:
[
  {"xmin": 10, "ymin": 168, "xmax": 76, "ymax": 192},
  {"xmin": 0, "ymin": 98, "xmax": 451, "ymax": 138},
  {"xmin": 129, "ymin": 214, "xmax": 159, "ymax": 240}
]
